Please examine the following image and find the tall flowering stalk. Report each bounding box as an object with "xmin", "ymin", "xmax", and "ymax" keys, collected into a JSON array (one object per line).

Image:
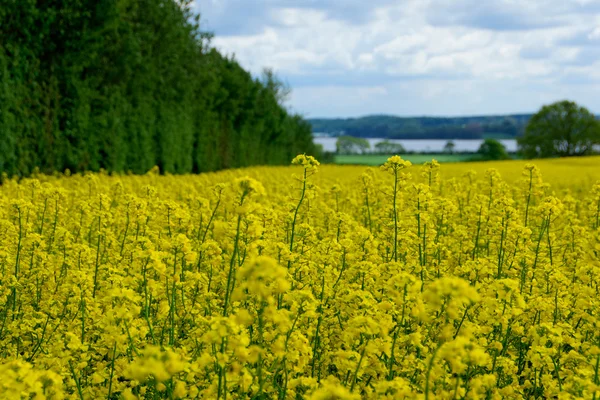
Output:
[
  {"xmin": 381, "ymin": 155, "xmax": 412, "ymax": 262},
  {"xmin": 222, "ymin": 177, "xmax": 264, "ymax": 317},
  {"xmin": 289, "ymin": 155, "xmax": 320, "ymax": 263}
]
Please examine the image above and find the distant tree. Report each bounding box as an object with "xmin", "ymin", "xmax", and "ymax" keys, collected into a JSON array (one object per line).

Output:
[
  {"xmin": 518, "ymin": 100, "xmax": 600, "ymax": 158},
  {"xmin": 336, "ymin": 136, "xmax": 370, "ymax": 154},
  {"xmin": 355, "ymin": 138, "xmax": 370, "ymax": 154},
  {"xmin": 443, "ymin": 140, "xmax": 456, "ymax": 154},
  {"xmin": 374, "ymin": 140, "xmax": 406, "ymax": 154},
  {"xmin": 336, "ymin": 136, "xmax": 355, "ymax": 154},
  {"xmin": 261, "ymin": 68, "xmax": 291, "ymax": 105},
  {"xmin": 478, "ymin": 139, "xmax": 509, "ymax": 160}
]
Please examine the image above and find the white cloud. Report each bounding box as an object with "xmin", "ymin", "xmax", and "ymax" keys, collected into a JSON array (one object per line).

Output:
[
  {"xmin": 589, "ymin": 27, "xmax": 600, "ymax": 39},
  {"xmin": 276, "ymin": 8, "xmax": 327, "ymax": 27},
  {"xmin": 198, "ymin": 0, "xmax": 600, "ymax": 116}
]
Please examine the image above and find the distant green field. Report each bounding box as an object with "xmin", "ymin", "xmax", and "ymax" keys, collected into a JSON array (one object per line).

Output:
[{"xmin": 334, "ymin": 154, "xmax": 477, "ymax": 166}]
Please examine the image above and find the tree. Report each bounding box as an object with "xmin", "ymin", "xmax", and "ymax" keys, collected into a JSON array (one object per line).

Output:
[
  {"xmin": 336, "ymin": 136, "xmax": 370, "ymax": 154},
  {"xmin": 443, "ymin": 140, "xmax": 455, "ymax": 154},
  {"xmin": 374, "ymin": 140, "xmax": 406, "ymax": 154},
  {"xmin": 478, "ymin": 139, "xmax": 509, "ymax": 160},
  {"xmin": 261, "ymin": 68, "xmax": 291, "ymax": 106},
  {"xmin": 518, "ymin": 100, "xmax": 600, "ymax": 158}
]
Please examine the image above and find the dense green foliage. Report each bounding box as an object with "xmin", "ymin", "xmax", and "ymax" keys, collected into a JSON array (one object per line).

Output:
[
  {"xmin": 0, "ymin": 0, "xmax": 316, "ymax": 177},
  {"xmin": 518, "ymin": 100, "xmax": 600, "ymax": 158},
  {"xmin": 309, "ymin": 114, "xmax": 531, "ymax": 139},
  {"xmin": 477, "ymin": 138, "xmax": 510, "ymax": 160}
]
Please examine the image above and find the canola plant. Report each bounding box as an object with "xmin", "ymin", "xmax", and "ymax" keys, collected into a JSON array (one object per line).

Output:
[{"xmin": 1, "ymin": 155, "xmax": 600, "ymax": 399}]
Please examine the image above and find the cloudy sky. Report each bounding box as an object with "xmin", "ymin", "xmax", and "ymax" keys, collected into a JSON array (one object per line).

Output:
[{"xmin": 196, "ymin": 0, "xmax": 600, "ymax": 118}]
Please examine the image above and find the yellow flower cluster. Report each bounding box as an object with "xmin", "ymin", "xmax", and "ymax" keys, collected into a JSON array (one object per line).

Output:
[{"xmin": 1, "ymin": 156, "xmax": 600, "ymax": 399}]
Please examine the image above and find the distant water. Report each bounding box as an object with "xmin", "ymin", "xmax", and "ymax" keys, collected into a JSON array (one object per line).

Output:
[{"xmin": 314, "ymin": 137, "xmax": 518, "ymax": 153}]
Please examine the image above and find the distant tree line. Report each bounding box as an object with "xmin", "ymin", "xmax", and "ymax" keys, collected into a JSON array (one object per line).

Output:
[
  {"xmin": 335, "ymin": 136, "xmax": 408, "ymax": 155},
  {"xmin": 310, "ymin": 114, "xmax": 531, "ymax": 139},
  {"xmin": 320, "ymin": 101, "xmax": 600, "ymax": 161},
  {"xmin": 335, "ymin": 135, "xmax": 511, "ymax": 161},
  {"xmin": 0, "ymin": 0, "xmax": 317, "ymax": 177}
]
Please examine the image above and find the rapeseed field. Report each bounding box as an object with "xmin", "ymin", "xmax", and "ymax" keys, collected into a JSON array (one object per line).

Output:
[{"xmin": 1, "ymin": 155, "xmax": 600, "ymax": 399}]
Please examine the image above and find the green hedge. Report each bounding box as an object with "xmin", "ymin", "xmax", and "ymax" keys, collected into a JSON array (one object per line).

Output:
[{"xmin": 0, "ymin": 0, "xmax": 317, "ymax": 177}]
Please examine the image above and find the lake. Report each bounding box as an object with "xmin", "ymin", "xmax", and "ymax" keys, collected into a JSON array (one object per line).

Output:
[{"xmin": 314, "ymin": 137, "xmax": 518, "ymax": 153}]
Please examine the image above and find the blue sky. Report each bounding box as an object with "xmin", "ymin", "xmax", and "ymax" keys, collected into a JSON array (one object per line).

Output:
[{"xmin": 195, "ymin": 0, "xmax": 600, "ymax": 118}]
